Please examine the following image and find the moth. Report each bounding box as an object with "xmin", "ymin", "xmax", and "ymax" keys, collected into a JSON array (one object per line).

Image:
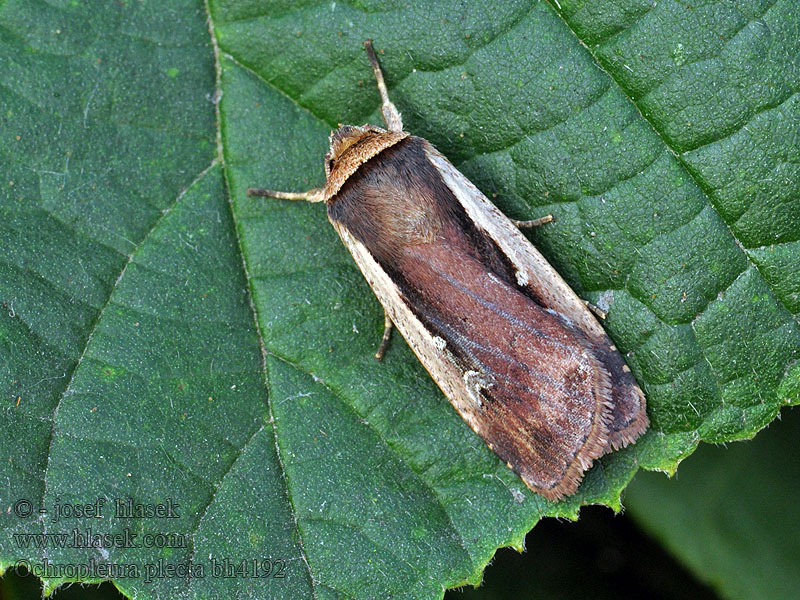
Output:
[{"xmin": 249, "ymin": 41, "xmax": 648, "ymax": 500}]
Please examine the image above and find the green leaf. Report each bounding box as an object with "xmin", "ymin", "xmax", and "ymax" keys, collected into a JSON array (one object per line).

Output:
[{"xmin": 0, "ymin": 0, "xmax": 798, "ymax": 598}]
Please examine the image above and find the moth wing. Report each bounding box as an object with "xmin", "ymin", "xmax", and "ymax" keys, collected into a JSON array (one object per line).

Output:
[
  {"xmin": 332, "ymin": 218, "xmax": 612, "ymax": 500},
  {"xmin": 422, "ymin": 144, "xmax": 648, "ymax": 450},
  {"xmin": 331, "ymin": 222, "xmax": 476, "ymax": 421}
]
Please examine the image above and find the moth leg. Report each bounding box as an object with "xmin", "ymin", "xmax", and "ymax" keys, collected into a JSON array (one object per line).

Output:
[
  {"xmin": 584, "ymin": 300, "xmax": 607, "ymax": 320},
  {"xmin": 247, "ymin": 187, "xmax": 325, "ymax": 203},
  {"xmin": 513, "ymin": 215, "xmax": 608, "ymax": 318},
  {"xmin": 511, "ymin": 214, "xmax": 553, "ymax": 228},
  {"xmin": 374, "ymin": 311, "xmax": 394, "ymax": 361},
  {"xmin": 364, "ymin": 40, "xmax": 404, "ymax": 133}
]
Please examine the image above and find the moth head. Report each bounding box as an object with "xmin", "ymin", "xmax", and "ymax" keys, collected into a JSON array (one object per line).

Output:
[
  {"xmin": 325, "ymin": 124, "xmax": 386, "ymax": 177},
  {"xmin": 321, "ymin": 124, "xmax": 410, "ymax": 199}
]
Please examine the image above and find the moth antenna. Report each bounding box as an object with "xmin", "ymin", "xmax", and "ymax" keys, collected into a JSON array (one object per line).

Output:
[
  {"xmin": 247, "ymin": 187, "xmax": 325, "ymax": 203},
  {"xmin": 364, "ymin": 40, "xmax": 404, "ymax": 133}
]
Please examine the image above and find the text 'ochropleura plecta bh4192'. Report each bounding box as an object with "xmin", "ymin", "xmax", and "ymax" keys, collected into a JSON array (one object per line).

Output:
[{"xmin": 248, "ymin": 40, "xmax": 648, "ymax": 500}]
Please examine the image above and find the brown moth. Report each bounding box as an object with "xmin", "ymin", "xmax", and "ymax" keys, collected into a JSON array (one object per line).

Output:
[{"xmin": 249, "ymin": 41, "xmax": 648, "ymax": 500}]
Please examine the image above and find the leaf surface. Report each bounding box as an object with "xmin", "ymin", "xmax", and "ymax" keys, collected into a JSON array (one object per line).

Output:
[{"xmin": 0, "ymin": 0, "xmax": 798, "ymax": 598}]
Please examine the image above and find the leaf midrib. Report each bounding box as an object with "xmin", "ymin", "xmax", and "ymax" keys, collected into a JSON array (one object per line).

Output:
[{"xmin": 205, "ymin": 1, "xmax": 320, "ymax": 597}]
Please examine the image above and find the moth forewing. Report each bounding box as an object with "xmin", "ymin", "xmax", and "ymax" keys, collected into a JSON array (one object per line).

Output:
[
  {"xmin": 248, "ymin": 40, "xmax": 648, "ymax": 501},
  {"xmin": 332, "ymin": 223, "xmax": 475, "ymax": 422},
  {"xmin": 327, "ymin": 135, "xmax": 621, "ymax": 500},
  {"xmin": 423, "ymin": 145, "xmax": 649, "ymax": 452},
  {"xmin": 425, "ymin": 148, "xmax": 599, "ymax": 332},
  {"xmin": 330, "ymin": 174, "xmax": 609, "ymax": 499}
]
